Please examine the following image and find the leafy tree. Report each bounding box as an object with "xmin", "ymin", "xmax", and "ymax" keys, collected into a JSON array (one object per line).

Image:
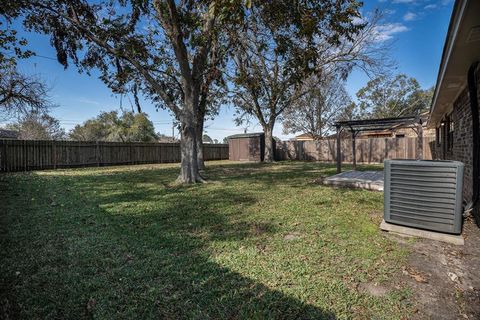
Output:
[
  {"xmin": 222, "ymin": 137, "xmax": 228, "ymax": 144},
  {"xmin": 69, "ymin": 118, "xmax": 107, "ymax": 142},
  {"xmin": 4, "ymin": 0, "xmax": 245, "ymax": 183},
  {"xmin": 230, "ymin": 5, "xmax": 388, "ymax": 161},
  {"xmin": 69, "ymin": 111, "xmax": 157, "ymax": 142},
  {"xmin": 7, "ymin": 110, "xmax": 65, "ymax": 140},
  {"xmin": 213, "ymin": 138, "xmax": 218, "ymax": 144},
  {"xmin": 0, "ymin": 21, "xmax": 52, "ymax": 119},
  {"xmin": 336, "ymin": 102, "xmax": 363, "ymax": 122},
  {"xmin": 282, "ymin": 75, "xmax": 352, "ymax": 140},
  {"xmin": 356, "ymin": 74, "xmax": 433, "ymax": 118},
  {"xmin": 0, "ymin": 67, "xmax": 56, "ymax": 120},
  {"xmin": 156, "ymin": 133, "xmax": 178, "ymax": 143},
  {"xmin": 202, "ymin": 134, "xmax": 213, "ymax": 144}
]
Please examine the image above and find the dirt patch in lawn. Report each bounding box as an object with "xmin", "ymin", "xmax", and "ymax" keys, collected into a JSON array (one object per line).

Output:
[{"xmin": 385, "ymin": 218, "xmax": 480, "ymax": 319}]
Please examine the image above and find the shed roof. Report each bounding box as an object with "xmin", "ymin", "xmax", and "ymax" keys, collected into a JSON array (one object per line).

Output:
[
  {"xmin": 0, "ymin": 129, "xmax": 20, "ymax": 139},
  {"xmin": 227, "ymin": 132, "xmax": 264, "ymax": 139}
]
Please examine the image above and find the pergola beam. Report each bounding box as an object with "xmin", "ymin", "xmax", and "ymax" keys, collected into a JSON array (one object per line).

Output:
[
  {"xmin": 334, "ymin": 115, "xmax": 426, "ymax": 172},
  {"xmin": 336, "ymin": 125, "xmax": 342, "ymax": 173}
]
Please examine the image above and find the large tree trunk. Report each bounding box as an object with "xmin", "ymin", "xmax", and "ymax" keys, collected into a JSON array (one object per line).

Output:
[
  {"xmin": 196, "ymin": 118, "xmax": 205, "ymax": 170},
  {"xmin": 263, "ymin": 124, "xmax": 275, "ymax": 162},
  {"xmin": 177, "ymin": 91, "xmax": 204, "ymax": 183},
  {"xmin": 178, "ymin": 120, "xmax": 204, "ymax": 183}
]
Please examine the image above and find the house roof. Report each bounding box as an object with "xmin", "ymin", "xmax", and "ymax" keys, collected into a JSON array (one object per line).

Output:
[
  {"xmin": 0, "ymin": 129, "xmax": 20, "ymax": 139},
  {"xmin": 429, "ymin": 0, "xmax": 480, "ymax": 128},
  {"xmin": 295, "ymin": 133, "xmax": 314, "ymax": 140},
  {"xmin": 226, "ymin": 132, "xmax": 264, "ymax": 139}
]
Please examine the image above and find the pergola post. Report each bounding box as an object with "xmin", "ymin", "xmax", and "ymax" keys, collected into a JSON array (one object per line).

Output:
[
  {"xmin": 351, "ymin": 130, "xmax": 357, "ymax": 170},
  {"xmin": 336, "ymin": 125, "xmax": 342, "ymax": 173},
  {"xmin": 417, "ymin": 119, "xmax": 423, "ymax": 160}
]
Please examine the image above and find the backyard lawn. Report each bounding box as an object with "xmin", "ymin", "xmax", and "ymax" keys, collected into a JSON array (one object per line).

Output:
[{"xmin": 0, "ymin": 161, "xmax": 412, "ymax": 319}]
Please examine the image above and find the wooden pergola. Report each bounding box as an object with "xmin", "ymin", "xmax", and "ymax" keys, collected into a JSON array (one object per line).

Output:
[{"xmin": 334, "ymin": 115, "xmax": 426, "ymax": 173}]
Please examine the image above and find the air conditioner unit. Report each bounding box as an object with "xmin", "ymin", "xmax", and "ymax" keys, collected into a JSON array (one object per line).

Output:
[{"xmin": 384, "ymin": 160, "xmax": 464, "ymax": 234}]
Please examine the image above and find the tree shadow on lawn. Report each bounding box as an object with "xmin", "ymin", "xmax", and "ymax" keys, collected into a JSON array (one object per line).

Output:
[{"xmin": 1, "ymin": 170, "xmax": 337, "ymax": 319}]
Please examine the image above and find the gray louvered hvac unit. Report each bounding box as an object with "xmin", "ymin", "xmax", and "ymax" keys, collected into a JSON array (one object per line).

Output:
[{"xmin": 384, "ymin": 160, "xmax": 464, "ymax": 234}]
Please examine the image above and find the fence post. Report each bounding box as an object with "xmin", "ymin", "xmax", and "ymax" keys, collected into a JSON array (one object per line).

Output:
[
  {"xmin": 0, "ymin": 140, "xmax": 5, "ymax": 172},
  {"xmin": 351, "ymin": 131, "xmax": 357, "ymax": 170},
  {"xmin": 52, "ymin": 141, "xmax": 56, "ymax": 169},
  {"xmin": 96, "ymin": 141, "xmax": 100, "ymax": 167},
  {"xmin": 336, "ymin": 125, "xmax": 342, "ymax": 173},
  {"xmin": 417, "ymin": 120, "xmax": 424, "ymax": 160}
]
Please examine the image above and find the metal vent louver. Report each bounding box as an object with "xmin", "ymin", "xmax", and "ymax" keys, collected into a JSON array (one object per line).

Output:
[{"xmin": 384, "ymin": 160, "xmax": 464, "ymax": 234}]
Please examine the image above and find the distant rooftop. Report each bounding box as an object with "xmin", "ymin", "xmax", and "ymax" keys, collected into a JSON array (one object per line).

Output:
[
  {"xmin": 0, "ymin": 129, "xmax": 20, "ymax": 139},
  {"xmin": 227, "ymin": 132, "xmax": 264, "ymax": 139}
]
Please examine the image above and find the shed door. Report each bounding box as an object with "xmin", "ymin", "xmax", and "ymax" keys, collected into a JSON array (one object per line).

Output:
[
  {"xmin": 237, "ymin": 139, "xmax": 249, "ymax": 161},
  {"xmin": 230, "ymin": 139, "xmax": 249, "ymax": 161}
]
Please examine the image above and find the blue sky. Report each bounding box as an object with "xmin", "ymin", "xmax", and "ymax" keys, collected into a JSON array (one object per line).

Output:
[{"xmin": 3, "ymin": 0, "xmax": 454, "ymax": 141}]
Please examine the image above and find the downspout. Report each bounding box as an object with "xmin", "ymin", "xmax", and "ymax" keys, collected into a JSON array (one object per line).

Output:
[{"xmin": 467, "ymin": 61, "xmax": 480, "ymax": 226}]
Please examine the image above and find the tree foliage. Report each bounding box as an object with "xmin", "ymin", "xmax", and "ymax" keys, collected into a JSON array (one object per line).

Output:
[
  {"xmin": 230, "ymin": 4, "xmax": 388, "ymax": 161},
  {"xmin": 356, "ymin": 74, "xmax": 433, "ymax": 119},
  {"xmin": 0, "ymin": 19, "xmax": 53, "ymax": 119},
  {"xmin": 3, "ymin": 0, "xmax": 246, "ymax": 182},
  {"xmin": 0, "ymin": 67, "xmax": 56, "ymax": 120},
  {"xmin": 69, "ymin": 110, "xmax": 157, "ymax": 142},
  {"xmin": 202, "ymin": 134, "xmax": 213, "ymax": 144},
  {"xmin": 282, "ymin": 75, "xmax": 352, "ymax": 139},
  {"xmin": 7, "ymin": 110, "xmax": 65, "ymax": 140}
]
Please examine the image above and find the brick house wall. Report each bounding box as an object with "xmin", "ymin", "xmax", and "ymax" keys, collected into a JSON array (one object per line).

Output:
[{"xmin": 434, "ymin": 65, "xmax": 480, "ymax": 204}]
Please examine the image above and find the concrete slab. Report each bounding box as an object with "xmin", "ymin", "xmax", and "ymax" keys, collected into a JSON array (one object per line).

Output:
[
  {"xmin": 322, "ymin": 170, "xmax": 384, "ymax": 191},
  {"xmin": 380, "ymin": 220, "xmax": 464, "ymax": 245}
]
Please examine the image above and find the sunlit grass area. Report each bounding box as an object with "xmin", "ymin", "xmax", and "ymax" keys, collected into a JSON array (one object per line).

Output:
[{"xmin": 0, "ymin": 161, "xmax": 411, "ymax": 319}]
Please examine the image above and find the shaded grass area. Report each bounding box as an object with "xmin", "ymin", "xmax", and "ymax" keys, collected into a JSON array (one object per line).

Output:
[{"xmin": 0, "ymin": 161, "xmax": 410, "ymax": 319}]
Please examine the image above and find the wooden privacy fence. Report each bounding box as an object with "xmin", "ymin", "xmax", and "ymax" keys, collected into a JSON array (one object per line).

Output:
[
  {"xmin": 276, "ymin": 136, "xmax": 436, "ymax": 163},
  {"xmin": 0, "ymin": 140, "xmax": 229, "ymax": 172}
]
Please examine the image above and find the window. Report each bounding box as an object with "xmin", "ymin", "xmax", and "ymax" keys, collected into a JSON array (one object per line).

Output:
[
  {"xmin": 447, "ymin": 115, "xmax": 454, "ymax": 152},
  {"xmin": 438, "ymin": 123, "xmax": 444, "ymax": 146}
]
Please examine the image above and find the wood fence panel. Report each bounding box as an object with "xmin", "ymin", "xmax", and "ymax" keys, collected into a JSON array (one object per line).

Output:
[
  {"xmin": 0, "ymin": 140, "xmax": 228, "ymax": 172},
  {"xmin": 276, "ymin": 136, "xmax": 434, "ymax": 163}
]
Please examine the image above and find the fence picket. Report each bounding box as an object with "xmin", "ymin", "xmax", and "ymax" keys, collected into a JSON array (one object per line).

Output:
[{"xmin": 0, "ymin": 140, "xmax": 229, "ymax": 172}]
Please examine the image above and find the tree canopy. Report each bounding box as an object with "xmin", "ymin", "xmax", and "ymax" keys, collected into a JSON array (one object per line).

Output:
[
  {"xmin": 7, "ymin": 110, "xmax": 65, "ymax": 140},
  {"xmin": 356, "ymin": 73, "xmax": 434, "ymax": 119},
  {"xmin": 69, "ymin": 110, "xmax": 157, "ymax": 142},
  {"xmin": 0, "ymin": 20, "xmax": 53, "ymax": 120},
  {"xmin": 230, "ymin": 5, "xmax": 388, "ymax": 161},
  {"xmin": 3, "ymin": 0, "xmax": 247, "ymax": 182},
  {"xmin": 202, "ymin": 134, "xmax": 213, "ymax": 144},
  {"xmin": 282, "ymin": 75, "xmax": 352, "ymax": 139}
]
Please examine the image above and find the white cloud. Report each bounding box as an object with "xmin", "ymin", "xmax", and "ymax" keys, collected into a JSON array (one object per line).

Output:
[
  {"xmin": 77, "ymin": 98, "xmax": 102, "ymax": 106},
  {"xmin": 403, "ymin": 12, "xmax": 418, "ymax": 21},
  {"xmin": 372, "ymin": 23, "xmax": 409, "ymax": 42},
  {"xmin": 392, "ymin": 0, "xmax": 417, "ymax": 3},
  {"xmin": 424, "ymin": 4, "xmax": 437, "ymax": 9},
  {"xmin": 352, "ymin": 16, "xmax": 366, "ymax": 26}
]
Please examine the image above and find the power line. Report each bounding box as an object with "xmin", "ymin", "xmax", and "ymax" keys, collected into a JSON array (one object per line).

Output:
[{"xmin": 33, "ymin": 54, "xmax": 57, "ymax": 61}]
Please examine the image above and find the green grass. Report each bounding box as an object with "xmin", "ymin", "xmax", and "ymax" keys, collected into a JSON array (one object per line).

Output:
[{"xmin": 0, "ymin": 161, "xmax": 411, "ymax": 319}]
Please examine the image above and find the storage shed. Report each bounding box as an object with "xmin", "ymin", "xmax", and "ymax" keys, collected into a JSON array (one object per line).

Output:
[{"xmin": 227, "ymin": 133, "xmax": 265, "ymax": 161}]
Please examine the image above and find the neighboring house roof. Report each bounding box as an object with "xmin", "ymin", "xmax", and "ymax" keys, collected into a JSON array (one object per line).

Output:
[
  {"xmin": 0, "ymin": 129, "xmax": 20, "ymax": 139},
  {"xmin": 295, "ymin": 133, "xmax": 315, "ymax": 140},
  {"xmin": 429, "ymin": 0, "xmax": 480, "ymax": 128},
  {"xmin": 227, "ymin": 132, "xmax": 264, "ymax": 139}
]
